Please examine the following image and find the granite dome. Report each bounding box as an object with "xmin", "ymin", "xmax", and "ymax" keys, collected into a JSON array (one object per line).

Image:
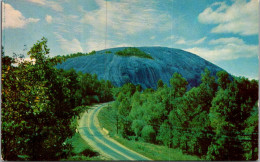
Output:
[{"xmin": 57, "ymin": 47, "xmax": 224, "ymax": 89}]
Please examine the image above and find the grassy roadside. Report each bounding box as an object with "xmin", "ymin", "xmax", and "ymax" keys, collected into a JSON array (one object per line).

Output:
[
  {"xmin": 98, "ymin": 105, "xmax": 200, "ymax": 161},
  {"xmin": 61, "ymin": 113, "xmax": 111, "ymax": 161},
  {"xmin": 62, "ymin": 133, "xmax": 107, "ymax": 161}
]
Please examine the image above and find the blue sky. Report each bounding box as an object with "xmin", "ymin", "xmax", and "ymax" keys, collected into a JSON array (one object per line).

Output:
[{"xmin": 2, "ymin": 0, "xmax": 259, "ymax": 79}]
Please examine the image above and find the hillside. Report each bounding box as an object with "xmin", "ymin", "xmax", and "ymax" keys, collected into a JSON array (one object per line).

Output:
[{"xmin": 56, "ymin": 47, "xmax": 224, "ymax": 89}]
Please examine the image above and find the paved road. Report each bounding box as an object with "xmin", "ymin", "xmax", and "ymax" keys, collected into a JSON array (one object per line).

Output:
[{"xmin": 78, "ymin": 103, "xmax": 151, "ymax": 160}]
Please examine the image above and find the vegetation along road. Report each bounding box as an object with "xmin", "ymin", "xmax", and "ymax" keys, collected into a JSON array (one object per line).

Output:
[{"xmin": 78, "ymin": 103, "xmax": 151, "ymax": 160}]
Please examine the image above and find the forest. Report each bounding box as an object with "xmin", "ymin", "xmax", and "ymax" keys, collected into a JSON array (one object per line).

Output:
[
  {"xmin": 111, "ymin": 70, "xmax": 258, "ymax": 160},
  {"xmin": 1, "ymin": 38, "xmax": 258, "ymax": 160}
]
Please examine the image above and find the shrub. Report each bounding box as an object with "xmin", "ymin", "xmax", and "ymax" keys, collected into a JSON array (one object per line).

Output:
[{"xmin": 141, "ymin": 125, "xmax": 156, "ymax": 143}]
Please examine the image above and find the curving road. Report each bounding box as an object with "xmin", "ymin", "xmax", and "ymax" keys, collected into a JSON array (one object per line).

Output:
[{"xmin": 78, "ymin": 103, "xmax": 151, "ymax": 160}]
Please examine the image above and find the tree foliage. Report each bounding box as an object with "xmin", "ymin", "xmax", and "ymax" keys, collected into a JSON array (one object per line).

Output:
[
  {"xmin": 111, "ymin": 68, "xmax": 258, "ymax": 160},
  {"xmin": 2, "ymin": 38, "xmax": 113, "ymax": 160},
  {"xmin": 115, "ymin": 47, "xmax": 154, "ymax": 59}
]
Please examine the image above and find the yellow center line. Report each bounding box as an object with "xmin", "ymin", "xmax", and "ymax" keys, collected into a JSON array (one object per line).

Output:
[
  {"xmin": 78, "ymin": 111, "xmax": 117, "ymax": 160},
  {"xmin": 87, "ymin": 106, "xmax": 135, "ymax": 160},
  {"xmin": 94, "ymin": 104, "xmax": 152, "ymax": 160}
]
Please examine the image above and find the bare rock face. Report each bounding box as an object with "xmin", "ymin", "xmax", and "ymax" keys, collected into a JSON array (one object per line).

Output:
[{"xmin": 57, "ymin": 47, "xmax": 224, "ymax": 89}]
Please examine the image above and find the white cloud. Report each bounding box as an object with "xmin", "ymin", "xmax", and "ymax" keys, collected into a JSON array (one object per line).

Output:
[
  {"xmin": 45, "ymin": 15, "xmax": 53, "ymax": 24},
  {"xmin": 115, "ymin": 43, "xmax": 132, "ymax": 48},
  {"xmin": 86, "ymin": 39, "xmax": 107, "ymax": 52},
  {"xmin": 2, "ymin": 3, "xmax": 39, "ymax": 29},
  {"xmin": 165, "ymin": 35, "xmax": 175, "ymax": 40},
  {"xmin": 27, "ymin": 18, "xmax": 40, "ymax": 23},
  {"xmin": 175, "ymin": 38, "xmax": 186, "ymax": 45},
  {"xmin": 209, "ymin": 37, "xmax": 244, "ymax": 45},
  {"xmin": 193, "ymin": 37, "xmax": 207, "ymax": 45},
  {"xmin": 54, "ymin": 33, "xmax": 83, "ymax": 53},
  {"xmin": 26, "ymin": 0, "xmax": 45, "ymax": 5},
  {"xmin": 80, "ymin": 0, "xmax": 172, "ymax": 36},
  {"xmin": 186, "ymin": 37, "xmax": 258, "ymax": 61},
  {"xmin": 173, "ymin": 36, "xmax": 206, "ymax": 45},
  {"xmin": 26, "ymin": 0, "xmax": 63, "ymax": 12},
  {"xmin": 86, "ymin": 38, "xmax": 132, "ymax": 52},
  {"xmin": 150, "ymin": 36, "xmax": 155, "ymax": 40},
  {"xmin": 55, "ymin": 14, "xmax": 82, "ymax": 33},
  {"xmin": 198, "ymin": 0, "xmax": 258, "ymax": 35}
]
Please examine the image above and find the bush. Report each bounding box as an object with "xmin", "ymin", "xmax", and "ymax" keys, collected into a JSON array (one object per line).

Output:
[{"xmin": 141, "ymin": 125, "xmax": 156, "ymax": 143}]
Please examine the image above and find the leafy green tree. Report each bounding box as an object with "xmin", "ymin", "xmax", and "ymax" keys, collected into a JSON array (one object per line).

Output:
[
  {"xmin": 207, "ymin": 77, "xmax": 258, "ymax": 160},
  {"xmin": 167, "ymin": 73, "xmax": 188, "ymax": 117},
  {"xmin": 243, "ymin": 102, "xmax": 258, "ymax": 160},
  {"xmin": 141, "ymin": 125, "xmax": 156, "ymax": 143},
  {"xmin": 118, "ymin": 96, "xmax": 133, "ymax": 137},
  {"xmin": 168, "ymin": 70, "xmax": 217, "ymax": 156},
  {"xmin": 2, "ymin": 38, "xmax": 114, "ymax": 160},
  {"xmin": 131, "ymin": 119, "xmax": 145, "ymax": 139},
  {"xmin": 111, "ymin": 83, "xmax": 138, "ymax": 137},
  {"xmin": 169, "ymin": 72, "xmax": 188, "ymax": 98},
  {"xmin": 216, "ymin": 71, "xmax": 231, "ymax": 89},
  {"xmin": 76, "ymin": 73, "xmax": 106, "ymax": 105},
  {"xmin": 169, "ymin": 89, "xmax": 211, "ymax": 154},
  {"xmin": 157, "ymin": 120, "xmax": 172, "ymax": 147},
  {"xmin": 129, "ymin": 92, "xmax": 145, "ymax": 139},
  {"xmin": 2, "ymin": 38, "xmax": 76, "ymax": 160},
  {"xmin": 98, "ymin": 79, "xmax": 114, "ymax": 102}
]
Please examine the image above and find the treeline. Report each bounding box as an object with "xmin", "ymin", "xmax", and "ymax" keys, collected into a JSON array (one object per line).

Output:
[
  {"xmin": 54, "ymin": 47, "xmax": 154, "ymax": 66},
  {"xmin": 53, "ymin": 50, "xmax": 96, "ymax": 63},
  {"xmin": 2, "ymin": 38, "xmax": 113, "ymax": 160},
  {"xmin": 111, "ymin": 69, "xmax": 258, "ymax": 160}
]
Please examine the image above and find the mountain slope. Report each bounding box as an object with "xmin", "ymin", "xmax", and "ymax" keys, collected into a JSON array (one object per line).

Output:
[{"xmin": 56, "ymin": 47, "xmax": 224, "ymax": 89}]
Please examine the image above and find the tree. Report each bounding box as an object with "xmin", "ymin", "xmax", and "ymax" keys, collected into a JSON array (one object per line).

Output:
[
  {"xmin": 243, "ymin": 102, "xmax": 258, "ymax": 160},
  {"xmin": 168, "ymin": 70, "xmax": 217, "ymax": 156},
  {"xmin": 141, "ymin": 125, "xmax": 156, "ymax": 143},
  {"xmin": 169, "ymin": 72, "xmax": 188, "ymax": 98},
  {"xmin": 2, "ymin": 38, "xmax": 91, "ymax": 160},
  {"xmin": 207, "ymin": 77, "xmax": 258, "ymax": 160},
  {"xmin": 117, "ymin": 96, "xmax": 133, "ymax": 137},
  {"xmin": 157, "ymin": 120, "xmax": 172, "ymax": 147},
  {"xmin": 131, "ymin": 119, "xmax": 145, "ymax": 139},
  {"xmin": 217, "ymin": 71, "xmax": 231, "ymax": 89}
]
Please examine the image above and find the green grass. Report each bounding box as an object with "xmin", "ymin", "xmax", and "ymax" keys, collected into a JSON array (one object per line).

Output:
[
  {"xmin": 113, "ymin": 136, "xmax": 200, "ymax": 161},
  {"xmin": 98, "ymin": 106, "xmax": 200, "ymax": 161},
  {"xmin": 61, "ymin": 116, "xmax": 111, "ymax": 161},
  {"xmin": 70, "ymin": 133, "xmax": 97, "ymax": 155},
  {"xmin": 98, "ymin": 105, "xmax": 117, "ymax": 135},
  {"xmin": 61, "ymin": 133, "xmax": 107, "ymax": 161},
  {"xmin": 115, "ymin": 47, "xmax": 154, "ymax": 59}
]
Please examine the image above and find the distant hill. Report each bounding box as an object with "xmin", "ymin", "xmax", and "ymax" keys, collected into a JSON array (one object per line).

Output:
[{"xmin": 56, "ymin": 47, "xmax": 224, "ymax": 89}]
